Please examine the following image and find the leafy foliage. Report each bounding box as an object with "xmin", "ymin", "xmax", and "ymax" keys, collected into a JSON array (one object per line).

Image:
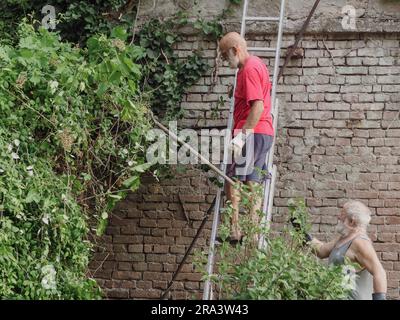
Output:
[
  {"xmin": 135, "ymin": 13, "xmax": 210, "ymax": 120},
  {"xmin": 195, "ymin": 191, "xmax": 352, "ymax": 300},
  {"xmin": 0, "ymin": 0, "xmax": 244, "ymax": 299},
  {"xmin": 0, "ymin": 0, "xmax": 132, "ymax": 45},
  {"xmin": 0, "ymin": 22, "xmax": 152, "ymax": 298}
]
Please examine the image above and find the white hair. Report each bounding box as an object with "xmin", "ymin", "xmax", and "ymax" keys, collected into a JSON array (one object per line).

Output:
[{"xmin": 343, "ymin": 200, "xmax": 371, "ymax": 229}]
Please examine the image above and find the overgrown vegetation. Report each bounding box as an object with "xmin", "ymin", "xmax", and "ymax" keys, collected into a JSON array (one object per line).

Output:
[
  {"xmin": 0, "ymin": 22, "xmax": 152, "ymax": 298},
  {"xmin": 195, "ymin": 193, "xmax": 353, "ymax": 300},
  {"xmin": 135, "ymin": 13, "xmax": 210, "ymax": 120},
  {"xmin": 0, "ymin": 0, "xmax": 133, "ymax": 45},
  {"xmin": 0, "ymin": 0, "xmax": 244, "ymax": 299}
]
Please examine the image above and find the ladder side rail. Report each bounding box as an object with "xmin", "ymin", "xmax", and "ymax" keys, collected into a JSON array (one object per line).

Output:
[{"xmin": 258, "ymin": 0, "xmax": 286, "ymax": 249}]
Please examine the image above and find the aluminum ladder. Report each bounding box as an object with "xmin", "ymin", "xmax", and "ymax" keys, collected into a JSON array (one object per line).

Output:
[{"xmin": 202, "ymin": 0, "xmax": 286, "ymax": 300}]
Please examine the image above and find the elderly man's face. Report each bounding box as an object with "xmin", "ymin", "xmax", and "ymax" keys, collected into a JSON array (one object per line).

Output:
[
  {"xmin": 220, "ymin": 47, "xmax": 240, "ymax": 69},
  {"xmin": 336, "ymin": 208, "xmax": 356, "ymax": 235}
]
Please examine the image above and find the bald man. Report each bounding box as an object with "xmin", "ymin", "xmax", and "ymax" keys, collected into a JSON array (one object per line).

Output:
[{"xmin": 219, "ymin": 32, "xmax": 274, "ymax": 244}]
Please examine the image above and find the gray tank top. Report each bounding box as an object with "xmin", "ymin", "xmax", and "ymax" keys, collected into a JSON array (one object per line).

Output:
[{"xmin": 328, "ymin": 235, "xmax": 373, "ymax": 300}]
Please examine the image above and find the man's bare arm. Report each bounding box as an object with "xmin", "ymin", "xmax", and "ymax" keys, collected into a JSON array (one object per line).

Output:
[
  {"xmin": 352, "ymin": 238, "xmax": 387, "ymax": 294},
  {"xmin": 310, "ymin": 237, "xmax": 338, "ymax": 259},
  {"xmin": 242, "ymin": 100, "xmax": 264, "ymax": 130}
]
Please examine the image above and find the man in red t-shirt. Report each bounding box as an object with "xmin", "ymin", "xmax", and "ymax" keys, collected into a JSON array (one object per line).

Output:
[{"xmin": 218, "ymin": 32, "xmax": 274, "ymax": 245}]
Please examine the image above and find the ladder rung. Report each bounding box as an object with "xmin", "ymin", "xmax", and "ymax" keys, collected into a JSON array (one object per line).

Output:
[
  {"xmin": 245, "ymin": 16, "xmax": 280, "ymax": 22},
  {"xmin": 248, "ymin": 47, "xmax": 276, "ymax": 52}
]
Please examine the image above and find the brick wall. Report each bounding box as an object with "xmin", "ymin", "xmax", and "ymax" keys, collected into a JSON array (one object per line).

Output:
[{"xmin": 89, "ymin": 32, "xmax": 400, "ymax": 300}]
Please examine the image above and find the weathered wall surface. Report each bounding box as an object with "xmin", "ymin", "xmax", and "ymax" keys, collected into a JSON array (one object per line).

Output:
[
  {"xmin": 90, "ymin": 0, "xmax": 400, "ymax": 300},
  {"xmin": 138, "ymin": 0, "xmax": 400, "ymax": 33}
]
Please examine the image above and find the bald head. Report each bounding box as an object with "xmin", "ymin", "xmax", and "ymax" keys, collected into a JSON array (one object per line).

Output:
[
  {"xmin": 219, "ymin": 32, "xmax": 247, "ymax": 52},
  {"xmin": 219, "ymin": 32, "xmax": 249, "ymax": 69}
]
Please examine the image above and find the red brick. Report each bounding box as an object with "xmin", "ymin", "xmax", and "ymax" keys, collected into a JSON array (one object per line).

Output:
[
  {"xmin": 105, "ymin": 288, "xmax": 129, "ymax": 299},
  {"xmin": 153, "ymin": 244, "xmax": 169, "ymax": 253},
  {"xmin": 102, "ymin": 261, "xmax": 116, "ymax": 270},
  {"xmin": 179, "ymin": 195, "xmax": 205, "ymax": 202},
  {"xmin": 387, "ymin": 271, "xmax": 400, "ymax": 280},
  {"xmin": 136, "ymin": 280, "xmax": 152, "ymax": 289},
  {"xmin": 139, "ymin": 219, "xmax": 157, "ymax": 228},
  {"xmin": 148, "ymin": 263, "xmax": 163, "ymax": 272},
  {"xmin": 113, "ymin": 244, "xmax": 128, "ymax": 253},
  {"xmin": 120, "ymin": 225, "xmax": 136, "ymax": 235},
  {"xmin": 152, "ymin": 228, "xmax": 166, "ymax": 237},
  {"xmin": 163, "ymin": 263, "xmax": 177, "ymax": 272},
  {"xmin": 382, "ymin": 252, "xmax": 398, "ymax": 261},
  {"xmin": 130, "ymin": 289, "xmax": 161, "ymax": 299},
  {"xmin": 143, "ymin": 272, "xmax": 171, "ymax": 281},
  {"xmin": 115, "ymin": 253, "xmax": 144, "ymax": 262},
  {"xmin": 132, "ymin": 262, "xmax": 147, "ymax": 272},
  {"xmin": 158, "ymin": 219, "xmax": 172, "ymax": 228},
  {"xmin": 382, "ymin": 261, "xmax": 394, "ymax": 271},
  {"xmin": 377, "ymin": 208, "xmax": 399, "ymax": 216},
  {"xmin": 128, "ymin": 244, "xmax": 144, "ymax": 253},
  {"xmin": 112, "ymin": 271, "xmax": 141, "ymax": 280},
  {"xmin": 175, "ymin": 273, "xmax": 202, "ymax": 281},
  {"xmin": 386, "ymin": 216, "xmax": 400, "ymax": 224},
  {"xmin": 167, "ymin": 229, "xmax": 181, "ymax": 237},
  {"xmin": 118, "ymin": 262, "xmax": 132, "ymax": 271},
  {"xmin": 378, "ymin": 233, "xmax": 395, "ymax": 242},
  {"xmin": 113, "ymin": 235, "xmax": 141, "ymax": 244},
  {"xmin": 184, "ymin": 282, "xmax": 200, "ymax": 290},
  {"xmin": 153, "ymin": 280, "xmax": 168, "ymax": 290}
]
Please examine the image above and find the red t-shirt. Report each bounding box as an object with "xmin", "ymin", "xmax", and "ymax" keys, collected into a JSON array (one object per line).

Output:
[{"xmin": 233, "ymin": 55, "xmax": 273, "ymax": 136}]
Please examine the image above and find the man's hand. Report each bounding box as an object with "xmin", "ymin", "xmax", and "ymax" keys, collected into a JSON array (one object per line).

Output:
[
  {"xmin": 290, "ymin": 217, "xmax": 313, "ymax": 243},
  {"xmin": 230, "ymin": 132, "xmax": 247, "ymax": 160}
]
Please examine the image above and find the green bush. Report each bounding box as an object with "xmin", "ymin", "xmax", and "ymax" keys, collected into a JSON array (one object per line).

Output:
[
  {"xmin": 0, "ymin": 21, "xmax": 152, "ymax": 298},
  {"xmin": 195, "ymin": 189, "xmax": 353, "ymax": 300},
  {"xmin": 0, "ymin": 0, "xmax": 130, "ymax": 44}
]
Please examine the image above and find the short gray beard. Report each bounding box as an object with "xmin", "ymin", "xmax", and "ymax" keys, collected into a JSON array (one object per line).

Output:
[
  {"xmin": 335, "ymin": 221, "xmax": 350, "ymax": 236},
  {"xmin": 228, "ymin": 50, "xmax": 240, "ymax": 69}
]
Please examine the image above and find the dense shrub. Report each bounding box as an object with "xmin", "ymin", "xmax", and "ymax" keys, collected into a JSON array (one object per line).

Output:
[
  {"xmin": 195, "ymin": 190, "xmax": 354, "ymax": 300},
  {"xmin": 0, "ymin": 0, "xmax": 130, "ymax": 44},
  {"xmin": 0, "ymin": 22, "xmax": 152, "ymax": 298}
]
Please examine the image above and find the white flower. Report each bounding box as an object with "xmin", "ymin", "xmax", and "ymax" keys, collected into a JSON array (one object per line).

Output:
[
  {"xmin": 0, "ymin": 168, "xmax": 4, "ymax": 174},
  {"xmin": 128, "ymin": 160, "xmax": 134, "ymax": 166},
  {"xmin": 11, "ymin": 152, "xmax": 19, "ymax": 160},
  {"xmin": 49, "ymin": 80, "xmax": 59, "ymax": 94},
  {"xmin": 7, "ymin": 144, "xmax": 13, "ymax": 152},
  {"xmin": 79, "ymin": 82, "xmax": 85, "ymax": 92},
  {"xmin": 27, "ymin": 165, "xmax": 34, "ymax": 176},
  {"xmin": 13, "ymin": 139, "xmax": 20, "ymax": 147},
  {"xmin": 42, "ymin": 214, "xmax": 49, "ymax": 225},
  {"xmin": 122, "ymin": 149, "xmax": 128, "ymax": 155},
  {"xmin": 41, "ymin": 264, "xmax": 57, "ymax": 290},
  {"xmin": 341, "ymin": 265, "xmax": 357, "ymax": 291}
]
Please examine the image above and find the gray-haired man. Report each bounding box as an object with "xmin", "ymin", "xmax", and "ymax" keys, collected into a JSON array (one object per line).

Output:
[{"xmin": 300, "ymin": 200, "xmax": 387, "ymax": 300}]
